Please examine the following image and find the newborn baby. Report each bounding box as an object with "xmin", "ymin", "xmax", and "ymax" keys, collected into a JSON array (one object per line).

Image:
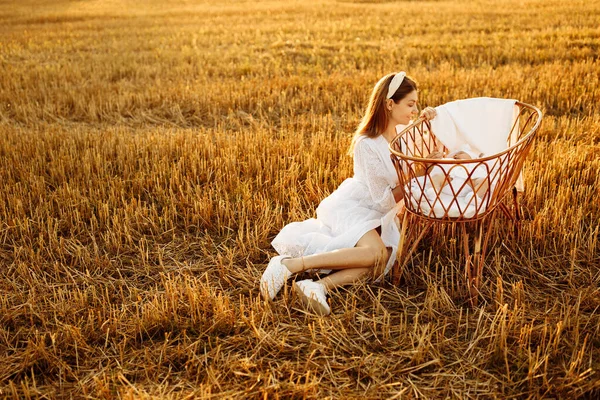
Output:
[
  {"xmin": 420, "ymin": 145, "xmax": 488, "ymax": 196},
  {"xmin": 405, "ymin": 144, "xmax": 492, "ymax": 218}
]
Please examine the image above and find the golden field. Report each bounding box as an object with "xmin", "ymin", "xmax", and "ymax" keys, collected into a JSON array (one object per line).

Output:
[{"xmin": 1, "ymin": 0, "xmax": 599, "ymax": 398}]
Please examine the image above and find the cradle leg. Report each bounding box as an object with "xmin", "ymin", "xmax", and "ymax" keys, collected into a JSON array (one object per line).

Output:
[
  {"xmin": 498, "ymin": 203, "xmax": 512, "ymax": 221},
  {"xmin": 512, "ymin": 187, "xmax": 521, "ymax": 222},
  {"xmin": 470, "ymin": 221, "xmax": 485, "ymax": 305},
  {"xmin": 512, "ymin": 187, "xmax": 521, "ymax": 237},
  {"xmin": 392, "ymin": 213, "xmax": 410, "ymax": 286},
  {"xmin": 393, "ymin": 214, "xmax": 431, "ymax": 286},
  {"xmin": 478, "ymin": 213, "xmax": 496, "ymax": 294},
  {"xmin": 461, "ymin": 224, "xmax": 476, "ymax": 305},
  {"xmin": 463, "ymin": 214, "xmax": 496, "ymax": 306}
]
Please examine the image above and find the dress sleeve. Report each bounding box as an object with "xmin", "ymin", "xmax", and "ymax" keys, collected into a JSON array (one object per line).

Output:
[{"xmin": 354, "ymin": 139, "xmax": 397, "ymax": 210}]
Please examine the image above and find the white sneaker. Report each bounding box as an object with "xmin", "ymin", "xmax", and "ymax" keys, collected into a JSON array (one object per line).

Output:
[
  {"xmin": 293, "ymin": 279, "xmax": 330, "ymax": 316},
  {"xmin": 260, "ymin": 255, "xmax": 292, "ymax": 300}
]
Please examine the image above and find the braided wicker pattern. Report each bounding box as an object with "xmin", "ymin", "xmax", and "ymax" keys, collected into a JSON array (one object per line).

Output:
[{"xmin": 389, "ymin": 102, "xmax": 543, "ymax": 222}]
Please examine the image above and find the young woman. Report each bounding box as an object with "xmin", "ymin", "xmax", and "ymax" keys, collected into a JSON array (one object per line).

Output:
[{"xmin": 260, "ymin": 72, "xmax": 437, "ymax": 315}]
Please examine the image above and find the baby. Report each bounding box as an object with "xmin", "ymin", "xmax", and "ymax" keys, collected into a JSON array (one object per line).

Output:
[
  {"xmin": 419, "ymin": 145, "xmax": 489, "ymax": 196},
  {"xmin": 407, "ymin": 144, "xmax": 492, "ymax": 218}
]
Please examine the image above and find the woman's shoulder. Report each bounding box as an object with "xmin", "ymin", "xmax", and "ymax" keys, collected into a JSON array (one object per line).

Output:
[
  {"xmin": 355, "ymin": 134, "xmax": 385, "ymax": 153},
  {"xmin": 355, "ymin": 134, "xmax": 383, "ymax": 146}
]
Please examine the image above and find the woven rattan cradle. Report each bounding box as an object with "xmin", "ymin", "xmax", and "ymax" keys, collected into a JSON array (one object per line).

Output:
[{"xmin": 388, "ymin": 101, "xmax": 543, "ymax": 305}]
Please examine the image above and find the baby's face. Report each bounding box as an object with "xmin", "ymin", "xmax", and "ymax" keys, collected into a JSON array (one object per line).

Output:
[
  {"xmin": 426, "ymin": 150, "xmax": 472, "ymax": 160},
  {"xmin": 452, "ymin": 151, "xmax": 472, "ymax": 160},
  {"xmin": 426, "ymin": 151, "xmax": 444, "ymax": 159}
]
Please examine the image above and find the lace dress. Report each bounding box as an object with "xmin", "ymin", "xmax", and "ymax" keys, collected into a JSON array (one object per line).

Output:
[{"xmin": 271, "ymin": 134, "xmax": 403, "ymax": 277}]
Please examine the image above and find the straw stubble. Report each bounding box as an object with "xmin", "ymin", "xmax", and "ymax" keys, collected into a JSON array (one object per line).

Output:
[{"xmin": 1, "ymin": 0, "xmax": 599, "ymax": 398}]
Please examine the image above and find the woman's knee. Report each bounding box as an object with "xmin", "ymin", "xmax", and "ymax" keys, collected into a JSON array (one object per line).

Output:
[
  {"xmin": 357, "ymin": 229, "xmax": 388, "ymax": 270},
  {"xmin": 366, "ymin": 242, "xmax": 388, "ymax": 269}
]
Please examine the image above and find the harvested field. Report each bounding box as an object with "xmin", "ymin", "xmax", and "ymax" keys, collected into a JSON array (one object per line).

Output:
[{"xmin": 1, "ymin": 0, "xmax": 599, "ymax": 398}]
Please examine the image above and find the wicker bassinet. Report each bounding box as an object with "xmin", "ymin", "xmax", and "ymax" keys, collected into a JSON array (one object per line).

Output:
[{"xmin": 388, "ymin": 101, "xmax": 543, "ymax": 304}]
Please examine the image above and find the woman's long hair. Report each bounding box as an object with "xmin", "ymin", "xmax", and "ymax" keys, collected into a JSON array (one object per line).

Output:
[{"xmin": 348, "ymin": 73, "xmax": 418, "ymax": 155}]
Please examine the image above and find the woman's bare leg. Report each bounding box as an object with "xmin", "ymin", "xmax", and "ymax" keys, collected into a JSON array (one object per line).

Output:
[
  {"xmin": 318, "ymin": 235, "xmax": 393, "ymax": 290},
  {"xmin": 282, "ymin": 229, "xmax": 389, "ymax": 278},
  {"xmin": 283, "ymin": 247, "xmax": 379, "ymax": 273},
  {"xmin": 317, "ymin": 267, "xmax": 372, "ymax": 291}
]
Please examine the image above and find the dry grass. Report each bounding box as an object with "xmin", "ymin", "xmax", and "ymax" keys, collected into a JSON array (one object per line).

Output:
[{"xmin": 1, "ymin": 0, "xmax": 599, "ymax": 398}]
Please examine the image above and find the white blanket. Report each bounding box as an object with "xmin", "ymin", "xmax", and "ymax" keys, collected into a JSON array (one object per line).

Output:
[{"xmin": 430, "ymin": 97, "xmax": 518, "ymax": 156}]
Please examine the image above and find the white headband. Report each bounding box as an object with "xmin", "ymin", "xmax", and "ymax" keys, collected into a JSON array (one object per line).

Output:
[{"xmin": 386, "ymin": 71, "xmax": 406, "ymax": 99}]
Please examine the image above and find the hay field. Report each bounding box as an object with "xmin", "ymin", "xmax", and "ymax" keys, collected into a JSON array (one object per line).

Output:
[{"xmin": 1, "ymin": 0, "xmax": 599, "ymax": 398}]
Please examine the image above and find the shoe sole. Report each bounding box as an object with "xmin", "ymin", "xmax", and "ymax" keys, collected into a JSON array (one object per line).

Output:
[{"xmin": 293, "ymin": 282, "xmax": 330, "ymax": 316}]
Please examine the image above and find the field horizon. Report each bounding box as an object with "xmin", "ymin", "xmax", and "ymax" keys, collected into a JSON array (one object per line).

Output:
[{"xmin": 1, "ymin": 0, "xmax": 599, "ymax": 398}]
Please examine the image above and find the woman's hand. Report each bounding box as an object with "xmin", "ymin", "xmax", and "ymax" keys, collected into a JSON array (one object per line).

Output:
[{"xmin": 420, "ymin": 106, "xmax": 437, "ymax": 121}]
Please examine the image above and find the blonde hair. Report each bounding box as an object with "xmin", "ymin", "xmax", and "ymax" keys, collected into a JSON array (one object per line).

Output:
[{"xmin": 348, "ymin": 73, "xmax": 418, "ymax": 155}]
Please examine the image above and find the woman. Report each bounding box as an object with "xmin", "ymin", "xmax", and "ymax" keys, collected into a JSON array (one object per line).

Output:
[{"xmin": 260, "ymin": 72, "xmax": 437, "ymax": 315}]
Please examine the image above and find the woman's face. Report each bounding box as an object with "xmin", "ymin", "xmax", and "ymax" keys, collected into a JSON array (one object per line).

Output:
[{"xmin": 389, "ymin": 90, "xmax": 419, "ymax": 126}]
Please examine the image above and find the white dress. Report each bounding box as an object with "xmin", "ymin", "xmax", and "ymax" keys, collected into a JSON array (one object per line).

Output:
[{"xmin": 271, "ymin": 134, "xmax": 403, "ymax": 277}]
